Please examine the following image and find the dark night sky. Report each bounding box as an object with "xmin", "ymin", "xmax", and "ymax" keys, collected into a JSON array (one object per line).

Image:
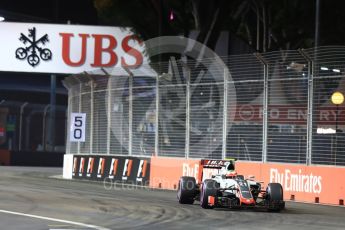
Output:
[
  {"xmin": 0, "ymin": 0, "xmax": 98, "ymax": 24},
  {"xmin": 0, "ymin": 0, "xmax": 99, "ymax": 105}
]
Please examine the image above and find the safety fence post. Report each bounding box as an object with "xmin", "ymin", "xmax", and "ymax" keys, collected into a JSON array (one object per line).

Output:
[
  {"xmin": 49, "ymin": 74, "xmax": 56, "ymax": 151},
  {"xmin": 222, "ymin": 67, "xmax": 229, "ymax": 160},
  {"xmin": 255, "ymin": 53, "xmax": 268, "ymax": 163},
  {"xmin": 19, "ymin": 102, "xmax": 28, "ymax": 151},
  {"xmin": 100, "ymin": 68, "xmax": 112, "ymax": 155},
  {"xmin": 78, "ymin": 79, "xmax": 82, "ymax": 154},
  {"xmin": 185, "ymin": 68, "xmax": 191, "ymax": 159},
  {"xmin": 299, "ymin": 49, "xmax": 314, "ymax": 166},
  {"xmin": 42, "ymin": 104, "xmax": 50, "ymax": 151},
  {"xmin": 124, "ymin": 67, "xmax": 133, "ymax": 156},
  {"xmin": 155, "ymin": 73, "xmax": 160, "ymax": 157},
  {"xmin": 89, "ymin": 76, "xmax": 94, "ymax": 155}
]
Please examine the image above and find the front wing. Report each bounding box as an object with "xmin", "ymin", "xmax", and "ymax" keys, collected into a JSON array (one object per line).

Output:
[{"xmin": 208, "ymin": 195, "xmax": 285, "ymax": 210}]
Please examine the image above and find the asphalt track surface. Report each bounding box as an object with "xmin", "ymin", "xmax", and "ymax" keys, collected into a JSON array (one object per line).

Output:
[{"xmin": 0, "ymin": 167, "xmax": 345, "ymax": 230}]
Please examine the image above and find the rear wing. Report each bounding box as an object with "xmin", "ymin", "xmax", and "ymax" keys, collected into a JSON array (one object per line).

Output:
[
  {"xmin": 201, "ymin": 158, "xmax": 237, "ymax": 169},
  {"xmin": 199, "ymin": 158, "xmax": 237, "ymax": 182}
]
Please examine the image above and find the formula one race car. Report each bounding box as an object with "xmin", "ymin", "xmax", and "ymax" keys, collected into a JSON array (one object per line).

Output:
[{"xmin": 177, "ymin": 159, "xmax": 285, "ymax": 211}]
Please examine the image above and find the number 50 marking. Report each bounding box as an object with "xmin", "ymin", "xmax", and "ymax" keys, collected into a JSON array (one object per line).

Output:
[{"xmin": 70, "ymin": 113, "xmax": 86, "ymax": 142}]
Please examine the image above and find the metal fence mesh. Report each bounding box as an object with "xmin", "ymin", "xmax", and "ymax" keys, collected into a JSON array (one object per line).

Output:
[
  {"xmin": 226, "ymin": 54, "xmax": 264, "ymax": 161},
  {"xmin": 0, "ymin": 101, "xmax": 66, "ymax": 152},
  {"xmin": 64, "ymin": 46, "xmax": 345, "ymax": 167}
]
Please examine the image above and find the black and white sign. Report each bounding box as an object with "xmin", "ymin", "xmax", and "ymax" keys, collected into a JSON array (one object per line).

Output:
[
  {"xmin": 70, "ymin": 113, "xmax": 86, "ymax": 142},
  {"xmin": 72, "ymin": 155, "xmax": 151, "ymax": 185}
]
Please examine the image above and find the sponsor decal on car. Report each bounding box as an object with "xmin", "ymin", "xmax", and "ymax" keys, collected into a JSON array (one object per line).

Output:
[{"xmin": 201, "ymin": 160, "xmax": 228, "ymax": 168}]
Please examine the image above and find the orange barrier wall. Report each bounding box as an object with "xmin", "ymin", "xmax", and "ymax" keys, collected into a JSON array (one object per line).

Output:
[
  {"xmin": 149, "ymin": 156, "xmax": 345, "ymax": 206},
  {"xmin": 236, "ymin": 162, "xmax": 345, "ymax": 205},
  {"xmin": 150, "ymin": 156, "xmax": 200, "ymax": 190},
  {"xmin": 0, "ymin": 149, "xmax": 10, "ymax": 165}
]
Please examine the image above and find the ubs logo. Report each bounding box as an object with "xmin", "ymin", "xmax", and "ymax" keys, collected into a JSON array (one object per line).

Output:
[{"xmin": 15, "ymin": 27, "xmax": 52, "ymax": 67}]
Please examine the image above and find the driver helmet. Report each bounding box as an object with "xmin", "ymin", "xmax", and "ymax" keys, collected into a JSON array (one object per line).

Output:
[
  {"xmin": 225, "ymin": 171, "xmax": 237, "ymax": 179},
  {"xmin": 221, "ymin": 161, "xmax": 237, "ymax": 178}
]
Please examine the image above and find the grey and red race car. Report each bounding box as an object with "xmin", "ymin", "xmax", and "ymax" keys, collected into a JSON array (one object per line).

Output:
[{"xmin": 177, "ymin": 159, "xmax": 285, "ymax": 211}]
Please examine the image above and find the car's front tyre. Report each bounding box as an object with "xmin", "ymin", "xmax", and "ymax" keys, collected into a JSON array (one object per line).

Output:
[
  {"xmin": 177, "ymin": 176, "xmax": 197, "ymax": 204},
  {"xmin": 266, "ymin": 183, "xmax": 285, "ymax": 212},
  {"xmin": 200, "ymin": 179, "xmax": 219, "ymax": 209}
]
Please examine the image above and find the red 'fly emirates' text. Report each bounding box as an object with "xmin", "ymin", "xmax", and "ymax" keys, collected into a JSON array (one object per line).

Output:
[{"xmin": 270, "ymin": 168, "xmax": 322, "ymax": 194}]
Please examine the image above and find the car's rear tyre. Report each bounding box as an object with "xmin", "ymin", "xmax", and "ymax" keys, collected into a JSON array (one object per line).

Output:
[
  {"xmin": 177, "ymin": 176, "xmax": 196, "ymax": 204},
  {"xmin": 200, "ymin": 179, "xmax": 219, "ymax": 209},
  {"xmin": 266, "ymin": 183, "xmax": 284, "ymax": 211}
]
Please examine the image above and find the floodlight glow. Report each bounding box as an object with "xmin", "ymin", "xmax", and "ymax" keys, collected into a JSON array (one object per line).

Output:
[
  {"xmin": 0, "ymin": 16, "xmax": 5, "ymax": 22},
  {"xmin": 320, "ymin": 67, "xmax": 328, "ymax": 71},
  {"xmin": 169, "ymin": 11, "xmax": 174, "ymax": 21},
  {"xmin": 331, "ymin": 91, "xmax": 344, "ymax": 105},
  {"xmin": 332, "ymin": 69, "xmax": 341, "ymax": 73}
]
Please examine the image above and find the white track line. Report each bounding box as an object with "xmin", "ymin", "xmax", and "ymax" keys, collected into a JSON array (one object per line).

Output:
[{"xmin": 0, "ymin": 209, "xmax": 110, "ymax": 230}]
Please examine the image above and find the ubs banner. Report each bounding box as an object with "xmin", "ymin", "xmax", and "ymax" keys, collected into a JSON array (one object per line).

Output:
[
  {"xmin": 72, "ymin": 155, "xmax": 150, "ymax": 186},
  {"xmin": 0, "ymin": 22, "xmax": 146, "ymax": 74}
]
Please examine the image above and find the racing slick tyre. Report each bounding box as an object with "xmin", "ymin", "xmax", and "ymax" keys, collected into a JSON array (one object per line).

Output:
[
  {"xmin": 266, "ymin": 183, "xmax": 285, "ymax": 212},
  {"xmin": 200, "ymin": 179, "xmax": 219, "ymax": 209},
  {"xmin": 177, "ymin": 176, "xmax": 197, "ymax": 204}
]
